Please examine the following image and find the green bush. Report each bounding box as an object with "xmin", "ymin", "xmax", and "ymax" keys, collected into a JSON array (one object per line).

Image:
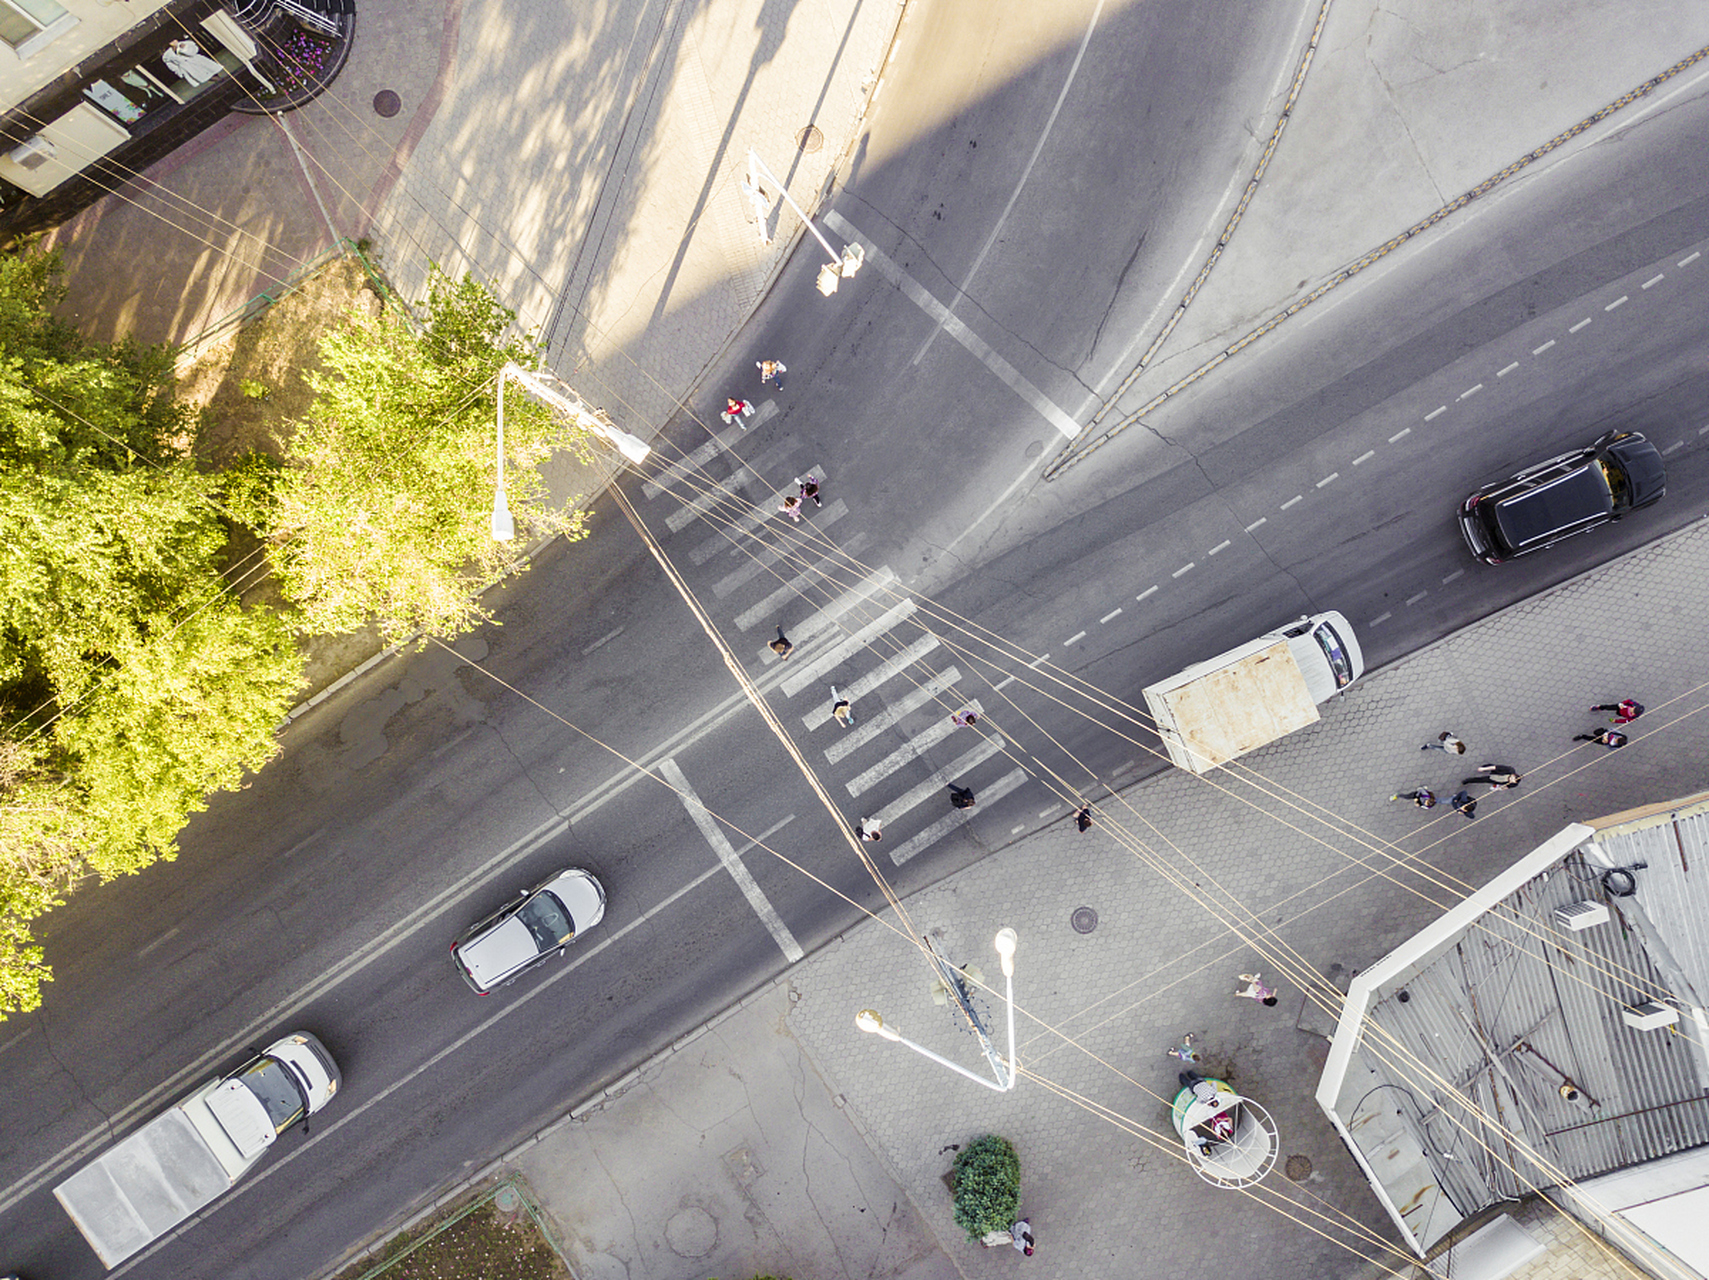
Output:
[{"xmin": 950, "ymin": 1134, "xmax": 1020, "ymax": 1241}]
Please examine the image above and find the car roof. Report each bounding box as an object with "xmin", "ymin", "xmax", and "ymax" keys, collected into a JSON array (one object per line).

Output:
[
  {"xmin": 459, "ymin": 916, "xmax": 547, "ymax": 991},
  {"xmin": 1492, "ymin": 463, "xmax": 1611, "ymax": 548}
]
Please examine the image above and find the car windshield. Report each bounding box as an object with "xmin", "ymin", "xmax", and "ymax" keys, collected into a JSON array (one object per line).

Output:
[
  {"xmin": 1313, "ymin": 624, "xmax": 1355, "ymax": 688},
  {"xmin": 517, "ymin": 890, "xmax": 574, "ymax": 950},
  {"xmin": 235, "ymin": 1054, "xmax": 308, "ymax": 1133},
  {"xmin": 1599, "ymin": 457, "xmax": 1631, "ymax": 508}
]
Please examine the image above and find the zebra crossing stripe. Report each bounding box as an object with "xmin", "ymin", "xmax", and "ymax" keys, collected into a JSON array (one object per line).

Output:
[
  {"xmin": 777, "ymin": 600, "xmax": 919, "ymax": 690},
  {"xmin": 864, "ymin": 734, "xmax": 1008, "ymax": 811},
  {"xmin": 688, "ymin": 456, "xmax": 823, "ymax": 564},
  {"xmin": 812, "ymin": 666, "xmax": 959, "ymax": 745},
  {"xmin": 886, "ymin": 769, "xmax": 1029, "ymax": 865},
  {"xmin": 666, "ymin": 466, "xmax": 757, "ymax": 533},
  {"xmin": 780, "ymin": 568, "xmax": 899, "ymax": 648},
  {"xmin": 712, "ymin": 500, "xmax": 849, "ymax": 597},
  {"xmin": 734, "ymin": 533, "xmax": 872, "ymax": 631},
  {"xmin": 843, "ymin": 699, "xmax": 984, "ymax": 794},
  {"xmin": 641, "ymin": 423, "xmax": 749, "ymax": 499}
]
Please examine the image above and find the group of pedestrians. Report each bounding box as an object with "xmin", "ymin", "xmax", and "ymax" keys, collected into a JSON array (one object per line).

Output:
[{"xmin": 1573, "ymin": 698, "xmax": 1643, "ymax": 749}]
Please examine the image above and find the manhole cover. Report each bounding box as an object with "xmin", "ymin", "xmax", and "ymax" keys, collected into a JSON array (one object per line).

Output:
[
  {"xmin": 1071, "ymin": 906, "xmax": 1098, "ymax": 934},
  {"xmin": 796, "ymin": 124, "xmax": 824, "ymax": 153},
  {"xmin": 665, "ymin": 1207, "xmax": 717, "ymax": 1258},
  {"xmin": 1284, "ymin": 1154, "xmax": 1313, "ymax": 1181},
  {"xmin": 373, "ymin": 89, "xmax": 402, "ymax": 118},
  {"xmin": 492, "ymin": 1185, "xmax": 521, "ymax": 1213}
]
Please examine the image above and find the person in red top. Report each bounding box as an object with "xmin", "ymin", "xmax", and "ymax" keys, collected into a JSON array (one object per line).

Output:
[{"xmin": 1591, "ymin": 699, "xmax": 1645, "ymax": 725}]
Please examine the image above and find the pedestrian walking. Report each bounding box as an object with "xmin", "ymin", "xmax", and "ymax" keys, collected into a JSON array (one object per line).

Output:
[
  {"xmin": 1463, "ymin": 764, "xmax": 1522, "ymax": 789},
  {"xmin": 756, "ymin": 359, "xmax": 786, "ymax": 390},
  {"xmin": 1010, "ymin": 1219, "xmax": 1035, "ymax": 1257},
  {"xmin": 1390, "ymin": 788, "xmax": 1437, "ymax": 809},
  {"xmin": 856, "ymin": 816, "xmax": 882, "ymax": 843},
  {"xmin": 1591, "ymin": 699, "xmax": 1645, "ymax": 725},
  {"xmin": 1574, "ymin": 727, "xmax": 1628, "ymax": 749},
  {"xmin": 1450, "ymin": 789, "xmax": 1479, "ymax": 821},
  {"xmin": 1166, "ymin": 1033, "xmax": 1199, "ymax": 1063},
  {"xmin": 951, "ymin": 709, "xmax": 980, "ymax": 728},
  {"xmin": 779, "ymin": 493, "xmax": 803, "ymax": 522},
  {"xmin": 769, "ymin": 626, "xmax": 794, "ymax": 660},
  {"xmin": 830, "ymin": 686, "xmax": 855, "ymax": 728},
  {"xmin": 948, "ymin": 783, "xmax": 977, "ymax": 810},
  {"xmin": 721, "ymin": 396, "xmax": 754, "ymax": 425},
  {"xmin": 795, "ymin": 474, "xmax": 822, "ymax": 508},
  {"xmin": 1421, "ymin": 731, "xmax": 1466, "ymax": 754},
  {"xmin": 1076, "ymin": 806, "xmax": 1093, "ymax": 832},
  {"xmin": 1234, "ymin": 973, "xmax": 1278, "ymax": 1006}
]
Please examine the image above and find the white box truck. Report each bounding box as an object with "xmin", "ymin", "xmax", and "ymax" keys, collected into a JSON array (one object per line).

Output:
[
  {"xmin": 1142, "ymin": 612, "xmax": 1364, "ymax": 774},
  {"xmin": 54, "ymin": 1032, "xmax": 339, "ymax": 1269}
]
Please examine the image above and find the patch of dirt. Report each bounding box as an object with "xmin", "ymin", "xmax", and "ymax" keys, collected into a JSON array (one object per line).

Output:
[{"xmin": 334, "ymin": 1192, "xmax": 572, "ymax": 1280}]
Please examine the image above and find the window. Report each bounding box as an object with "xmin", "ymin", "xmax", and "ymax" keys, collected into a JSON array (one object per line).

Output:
[{"xmin": 0, "ymin": 0, "xmax": 76, "ymax": 57}]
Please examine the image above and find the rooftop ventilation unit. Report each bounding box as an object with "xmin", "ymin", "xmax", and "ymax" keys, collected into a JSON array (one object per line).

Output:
[
  {"xmin": 1555, "ymin": 901, "xmax": 1610, "ymax": 931},
  {"xmin": 1623, "ymin": 1001, "xmax": 1679, "ymax": 1032},
  {"xmin": 7, "ymin": 136, "xmax": 55, "ymax": 170}
]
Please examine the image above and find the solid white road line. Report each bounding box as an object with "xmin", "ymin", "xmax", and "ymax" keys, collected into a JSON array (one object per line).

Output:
[
  {"xmin": 886, "ymin": 768, "xmax": 1029, "ymax": 866},
  {"xmin": 733, "ymin": 533, "xmax": 873, "ymax": 631},
  {"xmin": 657, "ymin": 758, "xmax": 803, "ymax": 962},
  {"xmin": 817, "ymin": 670, "xmax": 962, "ymax": 756},
  {"xmin": 844, "ymin": 700, "xmax": 984, "ymax": 796},
  {"xmin": 825, "ymin": 209, "xmax": 1082, "ymax": 440},
  {"xmin": 779, "ymin": 600, "xmax": 920, "ymax": 693},
  {"xmin": 871, "ymin": 736, "xmax": 1009, "ymax": 820},
  {"xmin": 712, "ymin": 500, "xmax": 849, "ymax": 598}
]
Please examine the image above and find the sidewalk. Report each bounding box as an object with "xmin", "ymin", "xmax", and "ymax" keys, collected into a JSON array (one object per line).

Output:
[{"xmin": 491, "ymin": 518, "xmax": 1709, "ymax": 1280}]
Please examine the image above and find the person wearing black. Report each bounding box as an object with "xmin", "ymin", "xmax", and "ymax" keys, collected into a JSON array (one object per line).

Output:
[
  {"xmin": 948, "ymin": 784, "xmax": 977, "ymax": 810},
  {"xmin": 1573, "ymin": 728, "xmax": 1627, "ymax": 749},
  {"xmin": 1450, "ymin": 789, "xmax": 1479, "ymax": 820},
  {"xmin": 1463, "ymin": 764, "xmax": 1522, "ymax": 789}
]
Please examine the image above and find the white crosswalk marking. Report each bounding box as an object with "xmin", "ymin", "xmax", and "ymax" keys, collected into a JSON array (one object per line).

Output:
[
  {"xmin": 864, "ymin": 734, "xmax": 1008, "ymax": 810},
  {"xmin": 666, "ymin": 466, "xmax": 758, "ymax": 533},
  {"xmin": 755, "ymin": 570, "xmax": 902, "ymax": 663},
  {"xmin": 713, "ymin": 500, "xmax": 849, "ymax": 597},
  {"xmin": 733, "ymin": 534, "xmax": 872, "ymax": 631},
  {"xmin": 777, "ymin": 600, "xmax": 918, "ymax": 691},
  {"xmin": 811, "ymin": 666, "xmax": 960, "ymax": 745},
  {"xmin": 885, "ymin": 768, "xmax": 1030, "ymax": 865},
  {"xmin": 657, "ymin": 758, "xmax": 803, "ymax": 962},
  {"xmin": 843, "ymin": 699, "xmax": 984, "ymax": 794},
  {"xmin": 641, "ymin": 423, "xmax": 749, "ymax": 499},
  {"xmin": 687, "ymin": 458, "xmax": 823, "ymax": 565}
]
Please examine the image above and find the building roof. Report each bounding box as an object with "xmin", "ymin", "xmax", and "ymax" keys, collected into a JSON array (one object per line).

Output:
[{"xmin": 1316, "ymin": 792, "xmax": 1709, "ymax": 1256}]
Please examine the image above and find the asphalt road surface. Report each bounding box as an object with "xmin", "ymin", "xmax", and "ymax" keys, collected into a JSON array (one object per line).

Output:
[{"xmin": 5, "ymin": 3, "xmax": 1709, "ymax": 1278}]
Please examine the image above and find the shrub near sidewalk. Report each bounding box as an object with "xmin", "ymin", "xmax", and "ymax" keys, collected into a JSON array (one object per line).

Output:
[{"xmin": 951, "ymin": 1134, "xmax": 1021, "ymax": 1242}]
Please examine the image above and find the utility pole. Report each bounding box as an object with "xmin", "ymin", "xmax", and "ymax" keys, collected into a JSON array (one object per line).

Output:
[{"xmin": 747, "ymin": 148, "xmax": 866, "ymax": 295}]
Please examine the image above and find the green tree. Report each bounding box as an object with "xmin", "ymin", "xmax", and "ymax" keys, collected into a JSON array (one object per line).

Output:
[
  {"xmin": 0, "ymin": 247, "xmax": 302, "ymax": 1018},
  {"xmin": 950, "ymin": 1134, "xmax": 1021, "ymax": 1241},
  {"xmin": 268, "ymin": 269, "xmax": 594, "ymax": 640}
]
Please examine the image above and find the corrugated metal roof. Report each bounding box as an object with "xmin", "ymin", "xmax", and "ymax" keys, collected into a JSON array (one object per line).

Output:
[{"xmin": 1325, "ymin": 803, "xmax": 1709, "ymax": 1253}]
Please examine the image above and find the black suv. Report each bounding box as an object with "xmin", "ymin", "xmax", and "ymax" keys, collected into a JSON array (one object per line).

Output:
[{"xmin": 1458, "ymin": 430, "xmax": 1665, "ymax": 564}]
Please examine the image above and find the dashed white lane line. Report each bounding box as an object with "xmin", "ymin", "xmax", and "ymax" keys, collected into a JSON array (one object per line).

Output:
[
  {"xmin": 658, "ymin": 758, "xmax": 803, "ymax": 962},
  {"xmin": 1036, "ymin": 806, "xmax": 1058, "ymax": 819},
  {"xmin": 1371, "ymin": 611, "xmax": 1393, "ymax": 626},
  {"xmin": 1389, "ymin": 427, "xmax": 1412, "ymax": 443},
  {"xmin": 1442, "ymin": 569, "xmax": 1465, "ymax": 585},
  {"xmin": 823, "ymin": 210, "xmax": 1082, "ymax": 440},
  {"xmin": 885, "ymin": 767, "xmax": 1029, "ymax": 866},
  {"xmin": 1424, "ymin": 406, "xmax": 1447, "ymax": 421},
  {"xmin": 1643, "ymin": 274, "xmax": 1665, "ymax": 289},
  {"xmin": 1497, "ymin": 362, "xmax": 1519, "ymax": 377},
  {"xmin": 1280, "ymin": 495, "xmax": 1303, "ymax": 510},
  {"xmin": 1699, "ymin": 424, "xmax": 1709, "ymax": 435},
  {"xmin": 1533, "ymin": 339, "xmax": 1557, "ymax": 355},
  {"xmin": 1136, "ymin": 585, "xmax": 1159, "ymax": 601},
  {"xmin": 1171, "ymin": 563, "xmax": 1195, "ymax": 578},
  {"xmin": 1353, "ymin": 450, "xmax": 1375, "ymax": 466},
  {"xmin": 581, "ymin": 626, "xmax": 625, "ymax": 655},
  {"xmin": 1243, "ymin": 518, "xmax": 1267, "ymax": 533},
  {"xmin": 1681, "ymin": 251, "xmax": 1702, "ymax": 267},
  {"xmin": 1010, "ymin": 824, "xmax": 1026, "ymax": 835},
  {"xmin": 1100, "ymin": 607, "xmax": 1124, "ymax": 623},
  {"xmin": 1207, "ymin": 540, "xmax": 1231, "ymax": 556},
  {"xmin": 1065, "ymin": 630, "xmax": 1088, "ymax": 645},
  {"xmin": 1605, "ymin": 296, "xmax": 1629, "ymax": 312},
  {"xmin": 137, "ymin": 926, "xmax": 183, "ymax": 959},
  {"xmin": 1569, "ymin": 317, "xmax": 1592, "ymax": 333},
  {"xmin": 1405, "ymin": 590, "xmax": 1428, "ymax": 606},
  {"xmin": 1663, "ymin": 440, "xmax": 1686, "ymax": 455},
  {"xmin": 1316, "ymin": 472, "xmax": 1339, "ymax": 488},
  {"xmin": 1458, "ymin": 384, "xmax": 1483, "ymax": 400}
]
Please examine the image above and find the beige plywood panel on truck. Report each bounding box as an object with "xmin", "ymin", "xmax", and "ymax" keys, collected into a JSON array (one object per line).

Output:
[{"xmin": 1144, "ymin": 639, "xmax": 1319, "ymax": 773}]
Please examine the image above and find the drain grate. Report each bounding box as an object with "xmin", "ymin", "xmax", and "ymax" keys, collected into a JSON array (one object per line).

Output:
[
  {"xmin": 373, "ymin": 89, "xmax": 401, "ymax": 118},
  {"xmin": 1284, "ymin": 1154, "xmax": 1313, "ymax": 1181},
  {"xmin": 1071, "ymin": 906, "xmax": 1098, "ymax": 934},
  {"xmin": 796, "ymin": 125, "xmax": 824, "ymax": 153}
]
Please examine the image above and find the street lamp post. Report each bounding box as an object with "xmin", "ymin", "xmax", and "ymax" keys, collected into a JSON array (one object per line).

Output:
[
  {"xmin": 491, "ymin": 363, "xmax": 651, "ymax": 541},
  {"xmin": 856, "ymin": 927, "xmax": 1019, "ymax": 1092},
  {"xmin": 746, "ymin": 149, "xmax": 865, "ymax": 295}
]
